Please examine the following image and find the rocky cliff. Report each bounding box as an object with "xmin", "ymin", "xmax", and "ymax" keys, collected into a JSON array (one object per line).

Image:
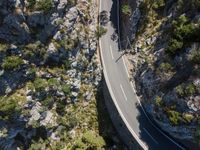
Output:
[
  {"xmin": 0, "ymin": 0, "xmax": 123, "ymax": 149},
  {"xmin": 121, "ymin": 0, "xmax": 200, "ymax": 148}
]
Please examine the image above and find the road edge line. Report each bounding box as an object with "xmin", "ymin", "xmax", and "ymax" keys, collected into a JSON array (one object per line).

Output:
[{"xmin": 99, "ymin": 39, "xmax": 148, "ymax": 150}]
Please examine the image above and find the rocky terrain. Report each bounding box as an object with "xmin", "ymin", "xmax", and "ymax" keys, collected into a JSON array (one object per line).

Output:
[
  {"xmin": 121, "ymin": 0, "xmax": 200, "ymax": 148},
  {"xmin": 0, "ymin": 0, "xmax": 123, "ymax": 149}
]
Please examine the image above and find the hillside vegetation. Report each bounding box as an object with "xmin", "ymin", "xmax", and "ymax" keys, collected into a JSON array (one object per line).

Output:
[
  {"xmin": 122, "ymin": 0, "xmax": 200, "ymax": 148},
  {"xmin": 0, "ymin": 0, "xmax": 122, "ymax": 149}
]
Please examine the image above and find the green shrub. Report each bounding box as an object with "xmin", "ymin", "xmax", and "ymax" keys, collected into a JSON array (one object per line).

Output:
[
  {"xmin": 82, "ymin": 131, "xmax": 105, "ymax": 149},
  {"xmin": 176, "ymin": 84, "xmax": 196, "ymax": 97},
  {"xmin": 121, "ymin": 4, "xmax": 132, "ymax": 16},
  {"xmin": 73, "ymin": 139, "xmax": 87, "ymax": 149},
  {"xmin": 63, "ymin": 60, "xmax": 71, "ymax": 69},
  {"xmin": 172, "ymin": 15, "xmax": 188, "ymax": 28},
  {"xmin": 37, "ymin": 0, "xmax": 53, "ymax": 12},
  {"xmin": 27, "ymin": 0, "xmax": 36, "ymax": 8},
  {"xmin": 159, "ymin": 62, "xmax": 173, "ymax": 73},
  {"xmin": 58, "ymin": 38, "xmax": 77, "ymax": 50},
  {"xmin": 2, "ymin": 56, "xmax": 24, "ymax": 70},
  {"xmin": 185, "ymin": 83, "xmax": 196, "ymax": 96},
  {"xmin": 0, "ymin": 97, "xmax": 20, "ymax": 120},
  {"xmin": 167, "ymin": 110, "xmax": 181, "ymax": 125},
  {"xmin": 27, "ymin": 67, "xmax": 36, "ymax": 77},
  {"xmin": 166, "ymin": 15, "xmax": 200, "ymax": 55},
  {"xmin": 96, "ymin": 26, "xmax": 107, "ymax": 38},
  {"xmin": 166, "ymin": 39, "xmax": 183, "ymax": 55},
  {"xmin": 152, "ymin": 0, "xmax": 165, "ymax": 9},
  {"xmin": 0, "ymin": 43, "xmax": 8, "ymax": 51},
  {"xmin": 182, "ymin": 113, "xmax": 194, "ymax": 124},
  {"xmin": 41, "ymin": 96, "xmax": 53, "ymax": 108},
  {"xmin": 33, "ymin": 78, "xmax": 48, "ymax": 91},
  {"xmin": 190, "ymin": 49, "xmax": 200, "ymax": 64},
  {"xmin": 155, "ymin": 96, "xmax": 163, "ymax": 107},
  {"xmin": 68, "ymin": 0, "xmax": 76, "ymax": 6},
  {"xmin": 56, "ymin": 99, "xmax": 66, "ymax": 115},
  {"xmin": 48, "ymin": 78, "xmax": 59, "ymax": 87},
  {"xmin": 61, "ymin": 84, "xmax": 71, "ymax": 95},
  {"xmin": 73, "ymin": 131, "xmax": 105, "ymax": 149},
  {"xmin": 176, "ymin": 85, "xmax": 185, "ymax": 97},
  {"xmin": 67, "ymin": 115, "xmax": 78, "ymax": 129}
]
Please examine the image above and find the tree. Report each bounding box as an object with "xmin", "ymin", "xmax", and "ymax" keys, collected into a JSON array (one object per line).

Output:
[
  {"xmin": 152, "ymin": 0, "xmax": 165, "ymax": 9},
  {"xmin": 190, "ymin": 49, "xmax": 200, "ymax": 64},
  {"xmin": 185, "ymin": 84, "xmax": 196, "ymax": 96},
  {"xmin": 166, "ymin": 39, "xmax": 183, "ymax": 55},
  {"xmin": 167, "ymin": 110, "xmax": 181, "ymax": 126},
  {"xmin": 27, "ymin": 0, "xmax": 36, "ymax": 9},
  {"xmin": 96, "ymin": 26, "xmax": 107, "ymax": 38},
  {"xmin": 0, "ymin": 97, "xmax": 20, "ymax": 120},
  {"xmin": 155, "ymin": 96, "xmax": 163, "ymax": 107},
  {"xmin": 62, "ymin": 84, "xmax": 71, "ymax": 95},
  {"xmin": 121, "ymin": 4, "xmax": 132, "ymax": 16},
  {"xmin": 37, "ymin": 0, "xmax": 53, "ymax": 12},
  {"xmin": 33, "ymin": 78, "xmax": 48, "ymax": 91},
  {"xmin": 2, "ymin": 56, "xmax": 24, "ymax": 70},
  {"xmin": 82, "ymin": 131, "xmax": 105, "ymax": 149}
]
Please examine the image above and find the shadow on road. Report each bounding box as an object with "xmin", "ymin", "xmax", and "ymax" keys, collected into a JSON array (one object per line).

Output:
[
  {"xmin": 95, "ymin": 81, "xmax": 126, "ymax": 149},
  {"xmin": 109, "ymin": 0, "xmax": 122, "ymax": 52}
]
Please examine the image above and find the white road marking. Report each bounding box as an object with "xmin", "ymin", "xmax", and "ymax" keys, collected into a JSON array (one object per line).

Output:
[
  {"xmin": 98, "ymin": 1, "xmax": 148, "ymax": 149},
  {"xmin": 130, "ymin": 82, "xmax": 136, "ymax": 93},
  {"xmin": 122, "ymin": 55, "xmax": 130, "ymax": 78},
  {"xmin": 99, "ymin": 0, "xmax": 101, "ymax": 14},
  {"xmin": 120, "ymin": 84, "xmax": 127, "ymax": 101},
  {"xmin": 143, "ymin": 128, "xmax": 159, "ymax": 145},
  {"xmin": 99, "ymin": 40, "xmax": 148, "ymax": 150},
  {"xmin": 110, "ymin": 45, "xmax": 114, "ymax": 60}
]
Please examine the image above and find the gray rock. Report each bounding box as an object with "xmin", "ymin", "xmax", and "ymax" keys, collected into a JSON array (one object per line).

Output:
[
  {"xmin": 47, "ymin": 43, "xmax": 57, "ymax": 53},
  {"xmin": 187, "ymin": 96, "xmax": 200, "ymax": 112},
  {"xmin": 57, "ymin": 0, "xmax": 68, "ymax": 10},
  {"xmin": 66, "ymin": 7, "xmax": 78, "ymax": 22},
  {"xmin": 28, "ymin": 102, "xmax": 42, "ymax": 124},
  {"xmin": 40, "ymin": 111, "xmax": 56, "ymax": 126},
  {"xmin": 71, "ymin": 91, "xmax": 78, "ymax": 97},
  {"xmin": 53, "ymin": 31, "xmax": 62, "ymax": 40},
  {"xmin": 56, "ymin": 91, "xmax": 65, "ymax": 97},
  {"xmin": 0, "ymin": 70, "xmax": 4, "ymax": 76},
  {"xmin": 84, "ymin": 91, "xmax": 93, "ymax": 101},
  {"xmin": 71, "ymin": 61, "xmax": 78, "ymax": 68},
  {"xmin": 5, "ymin": 86, "xmax": 12, "ymax": 94},
  {"xmin": 193, "ymin": 79, "xmax": 200, "ymax": 86},
  {"xmin": 67, "ymin": 69, "xmax": 77, "ymax": 78},
  {"xmin": 72, "ymin": 79, "xmax": 81, "ymax": 89},
  {"xmin": 50, "ymin": 132, "xmax": 60, "ymax": 141},
  {"xmin": 146, "ymin": 36, "xmax": 157, "ymax": 46},
  {"xmin": 63, "ymin": 7, "xmax": 78, "ymax": 29},
  {"xmin": 26, "ymin": 89, "xmax": 34, "ymax": 96},
  {"xmin": 26, "ymin": 95, "xmax": 33, "ymax": 101}
]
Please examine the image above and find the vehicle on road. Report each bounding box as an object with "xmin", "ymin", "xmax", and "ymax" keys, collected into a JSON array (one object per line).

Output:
[
  {"xmin": 111, "ymin": 32, "xmax": 118, "ymax": 41},
  {"xmin": 100, "ymin": 10, "xmax": 109, "ymax": 26}
]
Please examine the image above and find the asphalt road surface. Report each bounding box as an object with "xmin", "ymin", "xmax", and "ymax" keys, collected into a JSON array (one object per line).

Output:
[{"xmin": 99, "ymin": 0, "xmax": 187, "ymax": 149}]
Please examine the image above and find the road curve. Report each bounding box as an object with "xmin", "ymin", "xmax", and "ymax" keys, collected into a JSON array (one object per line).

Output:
[{"xmin": 99, "ymin": 0, "xmax": 186, "ymax": 149}]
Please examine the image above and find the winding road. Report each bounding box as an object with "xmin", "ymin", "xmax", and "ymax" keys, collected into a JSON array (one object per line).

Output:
[{"xmin": 99, "ymin": 0, "xmax": 186, "ymax": 149}]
